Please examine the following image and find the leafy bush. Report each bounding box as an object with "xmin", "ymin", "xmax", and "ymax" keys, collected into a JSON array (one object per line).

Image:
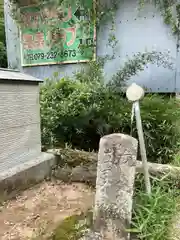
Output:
[
  {"xmin": 40, "ymin": 75, "xmax": 180, "ymax": 163},
  {"xmin": 40, "ymin": 73, "xmax": 129, "ymax": 150},
  {"xmin": 40, "ymin": 52, "xmax": 180, "ymax": 164},
  {"xmin": 138, "ymin": 95, "xmax": 180, "ymax": 163}
]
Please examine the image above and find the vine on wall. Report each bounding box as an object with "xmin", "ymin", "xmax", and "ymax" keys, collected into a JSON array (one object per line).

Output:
[
  {"xmin": 139, "ymin": 0, "xmax": 180, "ymax": 36},
  {"xmin": 7, "ymin": 0, "xmax": 180, "ymax": 58},
  {"xmin": 6, "ymin": 0, "xmax": 178, "ymax": 72},
  {"xmin": 8, "ymin": 0, "xmax": 180, "ymax": 35}
]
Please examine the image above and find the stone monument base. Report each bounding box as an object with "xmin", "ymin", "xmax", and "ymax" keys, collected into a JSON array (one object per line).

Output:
[{"xmin": 0, "ymin": 152, "xmax": 56, "ymax": 201}]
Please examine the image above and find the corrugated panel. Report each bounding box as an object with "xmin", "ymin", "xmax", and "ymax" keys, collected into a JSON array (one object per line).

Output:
[
  {"xmin": 4, "ymin": 0, "xmax": 179, "ymax": 92},
  {"xmin": 100, "ymin": 0, "xmax": 177, "ymax": 92}
]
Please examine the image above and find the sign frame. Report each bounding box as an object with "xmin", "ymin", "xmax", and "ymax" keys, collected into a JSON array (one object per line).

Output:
[{"xmin": 19, "ymin": 0, "xmax": 96, "ymax": 67}]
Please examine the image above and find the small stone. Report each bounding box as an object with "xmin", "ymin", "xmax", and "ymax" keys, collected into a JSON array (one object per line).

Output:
[
  {"xmin": 80, "ymin": 230, "xmax": 102, "ymax": 240},
  {"xmin": 126, "ymin": 83, "xmax": 145, "ymax": 102}
]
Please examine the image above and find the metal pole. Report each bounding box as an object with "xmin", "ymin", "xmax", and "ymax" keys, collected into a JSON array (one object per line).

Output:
[{"xmin": 134, "ymin": 101, "xmax": 151, "ymax": 195}]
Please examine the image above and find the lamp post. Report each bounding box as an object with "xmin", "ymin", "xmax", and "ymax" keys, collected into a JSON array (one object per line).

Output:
[{"xmin": 126, "ymin": 83, "xmax": 151, "ymax": 195}]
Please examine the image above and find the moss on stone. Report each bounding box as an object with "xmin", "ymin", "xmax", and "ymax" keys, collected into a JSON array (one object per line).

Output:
[
  {"xmin": 50, "ymin": 148, "xmax": 97, "ymax": 168},
  {"xmin": 50, "ymin": 148, "xmax": 97, "ymax": 186},
  {"xmin": 52, "ymin": 210, "xmax": 93, "ymax": 240}
]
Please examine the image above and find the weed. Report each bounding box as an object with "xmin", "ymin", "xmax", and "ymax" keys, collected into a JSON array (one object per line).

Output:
[{"xmin": 131, "ymin": 174, "xmax": 180, "ymax": 240}]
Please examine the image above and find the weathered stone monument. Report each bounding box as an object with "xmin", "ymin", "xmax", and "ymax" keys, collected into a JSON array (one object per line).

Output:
[{"xmin": 82, "ymin": 133, "xmax": 138, "ymax": 240}]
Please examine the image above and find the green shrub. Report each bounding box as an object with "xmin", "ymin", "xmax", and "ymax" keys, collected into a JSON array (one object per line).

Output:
[
  {"xmin": 138, "ymin": 95, "xmax": 180, "ymax": 163},
  {"xmin": 40, "ymin": 76, "xmax": 180, "ymax": 163},
  {"xmin": 40, "ymin": 53, "xmax": 180, "ymax": 164},
  {"xmin": 40, "ymin": 75, "xmax": 130, "ymax": 150}
]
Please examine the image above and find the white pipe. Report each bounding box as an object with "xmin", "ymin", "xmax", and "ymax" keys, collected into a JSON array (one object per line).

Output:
[{"xmin": 134, "ymin": 101, "xmax": 151, "ymax": 195}]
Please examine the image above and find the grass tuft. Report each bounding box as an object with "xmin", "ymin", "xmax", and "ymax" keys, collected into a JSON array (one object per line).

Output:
[{"xmin": 131, "ymin": 174, "xmax": 180, "ymax": 240}]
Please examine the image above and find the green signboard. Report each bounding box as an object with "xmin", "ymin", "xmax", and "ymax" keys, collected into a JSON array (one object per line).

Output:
[{"xmin": 20, "ymin": 1, "xmax": 96, "ymax": 66}]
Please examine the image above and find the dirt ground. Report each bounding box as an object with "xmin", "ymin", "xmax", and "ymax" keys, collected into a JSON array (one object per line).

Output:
[{"xmin": 0, "ymin": 180, "xmax": 94, "ymax": 240}]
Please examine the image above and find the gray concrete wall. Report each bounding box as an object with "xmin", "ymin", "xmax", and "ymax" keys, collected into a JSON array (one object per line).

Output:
[
  {"xmin": 4, "ymin": 0, "xmax": 179, "ymax": 92},
  {"xmin": 0, "ymin": 81, "xmax": 41, "ymax": 172}
]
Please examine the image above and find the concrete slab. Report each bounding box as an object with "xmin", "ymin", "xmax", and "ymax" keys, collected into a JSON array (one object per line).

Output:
[{"xmin": 0, "ymin": 152, "xmax": 57, "ymax": 201}]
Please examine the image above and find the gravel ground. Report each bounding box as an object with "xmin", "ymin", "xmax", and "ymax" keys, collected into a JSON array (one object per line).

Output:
[{"xmin": 0, "ymin": 180, "xmax": 94, "ymax": 240}]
